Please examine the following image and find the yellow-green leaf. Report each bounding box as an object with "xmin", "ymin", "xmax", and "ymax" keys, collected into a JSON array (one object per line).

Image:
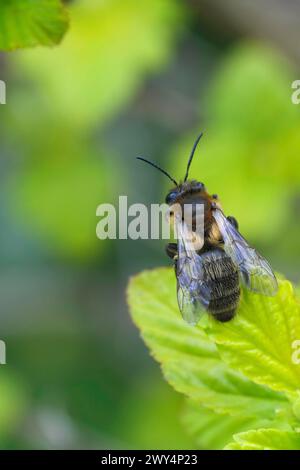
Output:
[
  {"xmin": 127, "ymin": 268, "xmax": 289, "ymax": 419},
  {"xmin": 0, "ymin": 0, "xmax": 69, "ymax": 51},
  {"xmin": 225, "ymin": 428, "xmax": 300, "ymax": 450},
  {"xmin": 182, "ymin": 399, "xmax": 274, "ymax": 450},
  {"xmin": 205, "ymin": 280, "xmax": 300, "ymax": 395}
]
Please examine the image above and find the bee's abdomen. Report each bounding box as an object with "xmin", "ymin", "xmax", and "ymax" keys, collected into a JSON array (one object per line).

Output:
[{"xmin": 202, "ymin": 247, "xmax": 240, "ymax": 322}]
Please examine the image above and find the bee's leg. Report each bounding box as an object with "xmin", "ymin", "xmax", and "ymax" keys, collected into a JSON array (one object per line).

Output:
[
  {"xmin": 227, "ymin": 216, "xmax": 239, "ymax": 230},
  {"xmin": 166, "ymin": 243, "xmax": 178, "ymax": 260}
]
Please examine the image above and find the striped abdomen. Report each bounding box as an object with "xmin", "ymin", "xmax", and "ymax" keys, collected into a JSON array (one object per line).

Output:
[{"xmin": 202, "ymin": 247, "xmax": 240, "ymax": 322}]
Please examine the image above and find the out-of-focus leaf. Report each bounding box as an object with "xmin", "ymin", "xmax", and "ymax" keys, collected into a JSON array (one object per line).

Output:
[
  {"xmin": 0, "ymin": 374, "xmax": 27, "ymax": 437},
  {"xmin": 119, "ymin": 378, "xmax": 195, "ymax": 450},
  {"xmin": 7, "ymin": 131, "xmax": 117, "ymax": 260},
  {"xmin": 0, "ymin": 0, "xmax": 69, "ymax": 51},
  {"xmin": 205, "ymin": 279, "xmax": 300, "ymax": 395},
  {"xmin": 208, "ymin": 44, "xmax": 299, "ymax": 140},
  {"xmin": 225, "ymin": 428, "xmax": 300, "ymax": 450},
  {"xmin": 182, "ymin": 399, "xmax": 273, "ymax": 450},
  {"xmin": 13, "ymin": 0, "xmax": 184, "ymax": 128},
  {"xmin": 127, "ymin": 268, "xmax": 289, "ymax": 419}
]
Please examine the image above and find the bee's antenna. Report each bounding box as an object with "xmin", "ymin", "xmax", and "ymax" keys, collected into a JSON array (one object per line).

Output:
[
  {"xmin": 184, "ymin": 131, "xmax": 204, "ymax": 182},
  {"xmin": 137, "ymin": 156, "xmax": 178, "ymax": 186}
]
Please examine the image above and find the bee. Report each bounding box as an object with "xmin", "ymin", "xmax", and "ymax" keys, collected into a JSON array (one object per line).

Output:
[{"xmin": 137, "ymin": 132, "xmax": 278, "ymax": 324}]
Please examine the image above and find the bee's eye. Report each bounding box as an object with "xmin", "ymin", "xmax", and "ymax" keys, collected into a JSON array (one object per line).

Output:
[
  {"xmin": 165, "ymin": 191, "xmax": 178, "ymax": 204},
  {"xmin": 196, "ymin": 182, "xmax": 204, "ymax": 190}
]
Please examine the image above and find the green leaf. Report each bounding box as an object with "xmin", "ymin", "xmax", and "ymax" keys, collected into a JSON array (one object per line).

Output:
[
  {"xmin": 205, "ymin": 280, "xmax": 300, "ymax": 395},
  {"xmin": 127, "ymin": 268, "xmax": 289, "ymax": 420},
  {"xmin": 0, "ymin": 0, "xmax": 69, "ymax": 51},
  {"xmin": 182, "ymin": 399, "xmax": 275, "ymax": 450},
  {"xmin": 225, "ymin": 429, "xmax": 300, "ymax": 450}
]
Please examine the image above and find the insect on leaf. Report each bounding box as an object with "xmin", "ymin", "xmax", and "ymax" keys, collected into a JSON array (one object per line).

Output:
[{"xmin": 127, "ymin": 268, "xmax": 290, "ymax": 420}]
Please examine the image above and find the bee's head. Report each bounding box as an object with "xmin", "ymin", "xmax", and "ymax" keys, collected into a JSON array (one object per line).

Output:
[
  {"xmin": 165, "ymin": 180, "xmax": 206, "ymax": 205},
  {"xmin": 165, "ymin": 188, "xmax": 180, "ymax": 205},
  {"xmin": 137, "ymin": 132, "xmax": 204, "ymax": 201}
]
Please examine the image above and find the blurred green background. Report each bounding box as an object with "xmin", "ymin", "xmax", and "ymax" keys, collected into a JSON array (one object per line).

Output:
[{"xmin": 0, "ymin": 0, "xmax": 299, "ymax": 449}]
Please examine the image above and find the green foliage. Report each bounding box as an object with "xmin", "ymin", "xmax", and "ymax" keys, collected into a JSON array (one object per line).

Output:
[
  {"xmin": 118, "ymin": 378, "xmax": 195, "ymax": 449},
  {"xmin": 225, "ymin": 429, "xmax": 300, "ymax": 450},
  {"xmin": 0, "ymin": 0, "xmax": 69, "ymax": 50},
  {"xmin": 2, "ymin": 0, "xmax": 184, "ymax": 260},
  {"xmin": 0, "ymin": 374, "xmax": 27, "ymax": 444},
  {"xmin": 13, "ymin": 0, "xmax": 184, "ymax": 128},
  {"xmin": 204, "ymin": 280, "xmax": 300, "ymax": 395},
  {"xmin": 7, "ymin": 132, "xmax": 117, "ymax": 260},
  {"xmin": 182, "ymin": 400, "xmax": 265, "ymax": 451},
  {"xmin": 127, "ymin": 268, "xmax": 300, "ymax": 449}
]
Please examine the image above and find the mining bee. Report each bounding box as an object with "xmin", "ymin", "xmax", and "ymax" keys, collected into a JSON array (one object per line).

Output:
[{"xmin": 137, "ymin": 133, "xmax": 278, "ymax": 324}]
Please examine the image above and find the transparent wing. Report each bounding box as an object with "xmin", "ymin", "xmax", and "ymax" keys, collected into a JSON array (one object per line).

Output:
[
  {"xmin": 175, "ymin": 217, "xmax": 211, "ymax": 325},
  {"xmin": 213, "ymin": 209, "xmax": 278, "ymax": 296}
]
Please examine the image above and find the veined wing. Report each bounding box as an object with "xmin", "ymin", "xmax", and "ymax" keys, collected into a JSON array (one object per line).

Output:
[
  {"xmin": 213, "ymin": 209, "xmax": 278, "ymax": 296},
  {"xmin": 175, "ymin": 216, "xmax": 211, "ymax": 325}
]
